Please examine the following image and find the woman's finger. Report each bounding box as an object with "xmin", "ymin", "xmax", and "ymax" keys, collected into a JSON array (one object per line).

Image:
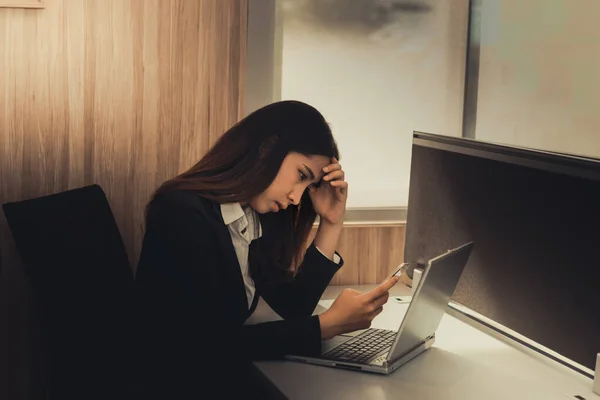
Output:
[
  {"xmin": 361, "ymin": 276, "xmax": 399, "ymax": 303},
  {"xmin": 323, "ymin": 163, "xmax": 342, "ymax": 173},
  {"xmin": 329, "ymin": 180, "xmax": 348, "ymax": 188},
  {"xmin": 323, "ymin": 170, "xmax": 345, "ymax": 181},
  {"xmin": 370, "ymin": 306, "xmax": 384, "ymax": 319}
]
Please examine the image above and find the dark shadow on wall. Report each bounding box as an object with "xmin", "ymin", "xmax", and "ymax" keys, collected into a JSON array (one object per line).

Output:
[{"xmin": 282, "ymin": 0, "xmax": 433, "ymax": 37}]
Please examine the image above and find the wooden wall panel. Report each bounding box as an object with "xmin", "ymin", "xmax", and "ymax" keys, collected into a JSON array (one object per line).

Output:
[
  {"xmin": 309, "ymin": 224, "xmax": 407, "ymax": 285},
  {"xmin": 0, "ymin": 0, "xmax": 247, "ymax": 269},
  {"xmin": 0, "ymin": 1, "xmax": 247, "ymax": 398}
]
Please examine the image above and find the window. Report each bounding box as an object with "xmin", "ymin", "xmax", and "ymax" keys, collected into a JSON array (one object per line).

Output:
[{"xmin": 277, "ymin": 0, "xmax": 469, "ymax": 208}]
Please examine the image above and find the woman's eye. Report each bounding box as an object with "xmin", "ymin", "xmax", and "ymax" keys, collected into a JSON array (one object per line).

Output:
[{"xmin": 299, "ymin": 171, "xmax": 307, "ymax": 181}]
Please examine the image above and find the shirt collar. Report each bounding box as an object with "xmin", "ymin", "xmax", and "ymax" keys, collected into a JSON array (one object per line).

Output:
[
  {"xmin": 220, "ymin": 202, "xmax": 263, "ymax": 237},
  {"xmin": 220, "ymin": 203, "xmax": 246, "ymax": 225}
]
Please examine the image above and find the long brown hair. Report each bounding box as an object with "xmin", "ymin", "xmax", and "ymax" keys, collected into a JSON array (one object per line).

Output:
[{"xmin": 146, "ymin": 100, "xmax": 339, "ymax": 276}]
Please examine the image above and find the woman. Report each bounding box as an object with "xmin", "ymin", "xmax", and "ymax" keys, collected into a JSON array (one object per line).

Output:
[{"xmin": 133, "ymin": 100, "xmax": 399, "ymax": 396}]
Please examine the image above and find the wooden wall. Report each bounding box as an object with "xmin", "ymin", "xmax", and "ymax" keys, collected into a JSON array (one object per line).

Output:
[
  {"xmin": 0, "ymin": 1, "xmax": 247, "ymax": 398},
  {"xmin": 310, "ymin": 224, "xmax": 406, "ymax": 284}
]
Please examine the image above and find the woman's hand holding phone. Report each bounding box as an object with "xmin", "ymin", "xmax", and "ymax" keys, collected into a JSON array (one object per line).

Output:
[
  {"xmin": 318, "ymin": 275, "xmax": 400, "ymax": 340},
  {"xmin": 382, "ymin": 263, "xmax": 407, "ymax": 284}
]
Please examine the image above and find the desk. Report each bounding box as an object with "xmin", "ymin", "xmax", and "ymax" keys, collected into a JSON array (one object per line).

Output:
[{"xmin": 253, "ymin": 284, "xmax": 599, "ymax": 400}]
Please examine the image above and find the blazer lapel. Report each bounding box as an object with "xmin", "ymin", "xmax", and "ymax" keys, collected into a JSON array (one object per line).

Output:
[
  {"xmin": 247, "ymin": 241, "xmax": 263, "ymax": 317},
  {"xmin": 204, "ymin": 201, "xmax": 249, "ymax": 319}
]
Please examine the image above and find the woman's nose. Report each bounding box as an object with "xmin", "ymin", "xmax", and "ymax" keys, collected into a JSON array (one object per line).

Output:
[
  {"xmin": 288, "ymin": 187, "xmax": 303, "ymax": 205},
  {"xmin": 288, "ymin": 194, "xmax": 300, "ymax": 206}
]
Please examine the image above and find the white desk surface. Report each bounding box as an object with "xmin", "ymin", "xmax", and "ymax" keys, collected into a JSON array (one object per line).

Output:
[{"xmin": 253, "ymin": 284, "xmax": 599, "ymax": 400}]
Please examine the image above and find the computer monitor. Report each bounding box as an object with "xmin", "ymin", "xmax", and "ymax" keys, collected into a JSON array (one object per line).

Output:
[{"xmin": 404, "ymin": 131, "xmax": 600, "ymax": 372}]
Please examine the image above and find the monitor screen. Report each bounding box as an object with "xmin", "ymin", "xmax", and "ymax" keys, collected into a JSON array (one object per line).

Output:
[{"xmin": 405, "ymin": 131, "xmax": 600, "ymax": 371}]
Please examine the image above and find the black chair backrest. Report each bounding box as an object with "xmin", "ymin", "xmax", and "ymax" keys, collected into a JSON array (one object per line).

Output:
[
  {"xmin": 3, "ymin": 184, "xmax": 132, "ymax": 291},
  {"xmin": 2, "ymin": 184, "xmax": 134, "ymax": 397}
]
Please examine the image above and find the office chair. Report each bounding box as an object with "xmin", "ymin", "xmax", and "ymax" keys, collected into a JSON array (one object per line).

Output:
[{"xmin": 2, "ymin": 184, "xmax": 134, "ymax": 398}]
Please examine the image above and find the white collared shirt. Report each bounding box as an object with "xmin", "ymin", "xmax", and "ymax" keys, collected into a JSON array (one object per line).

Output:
[
  {"xmin": 220, "ymin": 203, "xmax": 341, "ymax": 309},
  {"xmin": 220, "ymin": 203, "xmax": 263, "ymax": 308}
]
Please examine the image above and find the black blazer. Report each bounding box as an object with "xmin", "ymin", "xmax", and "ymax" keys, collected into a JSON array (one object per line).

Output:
[{"xmin": 132, "ymin": 190, "xmax": 343, "ymax": 390}]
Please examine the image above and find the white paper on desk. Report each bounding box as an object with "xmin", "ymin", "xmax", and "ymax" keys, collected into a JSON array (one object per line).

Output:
[
  {"xmin": 244, "ymin": 296, "xmax": 283, "ymax": 325},
  {"xmin": 316, "ymin": 299, "xmax": 334, "ymax": 313},
  {"xmin": 245, "ymin": 298, "xmax": 338, "ymax": 324}
]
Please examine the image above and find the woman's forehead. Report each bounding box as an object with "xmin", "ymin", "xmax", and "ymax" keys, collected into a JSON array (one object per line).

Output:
[{"xmin": 287, "ymin": 152, "xmax": 330, "ymax": 165}]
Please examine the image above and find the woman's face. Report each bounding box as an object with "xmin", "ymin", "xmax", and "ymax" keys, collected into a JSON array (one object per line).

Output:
[{"xmin": 250, "ymin": 152, "xmax": 330, "ymax": 213}]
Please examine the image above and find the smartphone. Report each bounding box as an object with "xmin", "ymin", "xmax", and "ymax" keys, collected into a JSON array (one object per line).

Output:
[{"xmin": 382, "ymin": 263, "xmax": 408, "ymax": 284}]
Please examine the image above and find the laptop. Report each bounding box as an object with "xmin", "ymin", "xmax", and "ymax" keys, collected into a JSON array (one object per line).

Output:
[{"xmin": 285, "ymin": 241, "xmax": 474, "ymax": 374}]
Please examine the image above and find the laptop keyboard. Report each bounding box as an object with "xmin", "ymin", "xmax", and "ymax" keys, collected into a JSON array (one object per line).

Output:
[{"xmin": 322, "ymin": 328, "xmax": 396, "ymax": 364}]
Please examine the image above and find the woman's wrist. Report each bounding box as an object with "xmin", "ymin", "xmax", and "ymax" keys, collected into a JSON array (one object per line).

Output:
[
  {"xmin": 318, "ymin": 310, "xmax": 340, "ymax": 340},
  {"xmin": 314, "ymin": 219, "xmax": 343, "ymax": 259},
  {"xmin": 319, "ymin": 217, "xmax": 343, "ymax": 229},
  {"xmin": 317, "ymin": 218, "xmax": 343, "ymax": 234}
]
